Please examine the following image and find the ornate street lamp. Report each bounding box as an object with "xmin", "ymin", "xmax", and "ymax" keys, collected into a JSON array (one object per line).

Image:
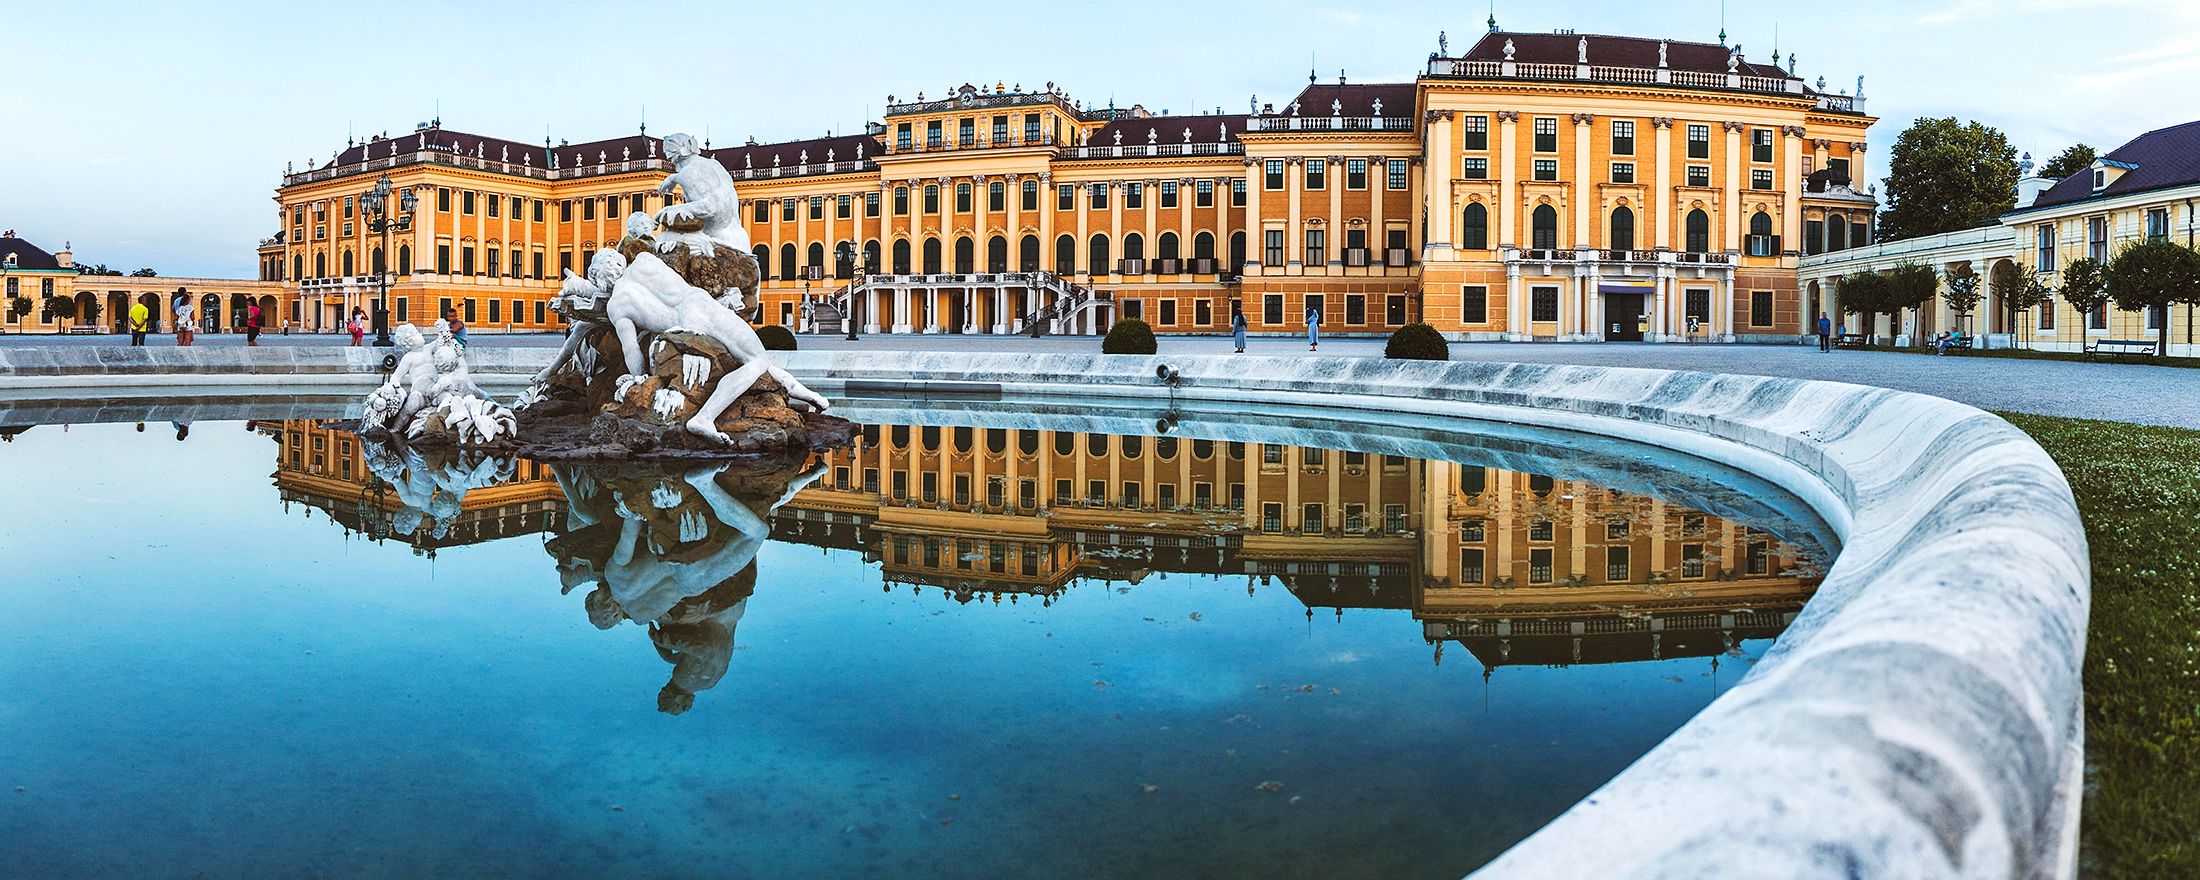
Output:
[
  {"xmin": 358, "ymin": 174, "xmax": 417, "ymax": 346},
  {"xmin": 838, "ymin": 241, "xmax": 861, "ymax": 340}
]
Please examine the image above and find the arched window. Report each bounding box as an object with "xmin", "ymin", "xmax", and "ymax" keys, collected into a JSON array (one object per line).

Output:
[
  {"xmin": 779, "ymin": 242, "xmax": 797, "ymax": 280},
  {"xmin": 807, "ymin": 242, "xmax": 825, "ymax": 272},
  {"xmin": 922, "ymin": 237, "xmax": 942, "ymax": 274},
  {"xmin": 292, "ymin": 255, "xmax": 303, "ymax": 280},
  {"xmin": 1055, "ymin": 234, "xmax": 1076, "ymax": 274},
  {"xmin": 1531, "ymin": 205, "xmax": 1558, "ymax": 250},
  {"xmin": 1193, "ymin": 231, "xmax": 1215, "ymax": 261},
  {"xmin": 1827, "ymin": 212, "xmax": 1849, "ymax": 251},
  {"xmin": 1461, "ymin": 202, "xmax": 1489, "ymax": 250},
  {"xmin": 1018, "ymin": 429, "xmax": 1040, "ymax": 456},
  {"xmin": 371, "ymin": 246, "xmax": 384, "ymax": 275},
  {"xmin": 1122, "ymin": 232, "xmax": 1144, "ymax": 262},
  {"xmin": 891, "ymin": 239, "xmax": 911, "ymax": 274},
  {"xmin": 985, "ymin": 428, "xmax": 1006, "ymax": 454},
  {"xmin": 1685, "ymin": 209, "xmax": 1711, "ymax": 253},
  {"xmin": 1750, "ymin": 211, "xmax": 1773, "ymax": 237},
  {"xmin": 1054, "ymin": 431, "xmax": 1074, "ymax": 455},
  {"xmin": 397, "ymin": 245, "xmax": 411, "ymax": 276},
  {"xmin": 863, "ymin": 240, "xmax": 881, "ymax": 275},
  {"xmin": 342, "ymin": 250, "xmax": 354, "ymax": 276},
  {"xmin": 953, "ymin": 237, "xmax": 974, "ymax": 274},
  {"xmin": 314, "ymin": 252, "xmax": 327, "ymax": 278},
  {"xmin": 1609, "ymin": 206, "xmax": 1635, "ymax": 252},
  {"xmin": 987, "ymin": 235, "xmax": 1007, "ymax": 273},
  {"xmin": 1019, "ymin": 235, "xmax": 1040, "ymax": 272},
  {"xmin": 1748, "ymin": 211, "xmax": 1775, "ymax": 256},
  {"xmin": 833, "ymin": 240, "xmax": 854, "ymax": 278},
  {"xmin": 753, "ymin": 244, "xmax": 771, "ymax": 280},
  {"xmin": 1157, "ymin": 231, "xmax": 1180, "ymax": 261},
  {"xmin": 1089, "ymin": 234, "xmax": 1110, "ymax": 274},
  {"xmin": 1229, "ymin": 231, "xmax": 1246, "ymax": 269},
  {"xmin": 1086, "ymin": 432, "xmax": 1108, "ymax": 457}
]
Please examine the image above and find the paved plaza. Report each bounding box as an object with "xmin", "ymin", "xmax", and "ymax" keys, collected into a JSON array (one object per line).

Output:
[{"xmin": 6, "ymin": 330, "xmax": 2192, "ymax": 428}]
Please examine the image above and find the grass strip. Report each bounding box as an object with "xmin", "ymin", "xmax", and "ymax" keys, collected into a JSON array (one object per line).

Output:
[{"xmin": 1997, "ymin": 412, "xmax": 2200, "ymax": 878}]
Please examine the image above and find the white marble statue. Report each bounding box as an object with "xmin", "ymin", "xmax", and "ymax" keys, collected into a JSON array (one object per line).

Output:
[
  {"xmin": 652, "ymin": 133, "xmax": 750, "ymax": 258},
  {"xmin": 362, "ymin": 320, "xmax": 515, "ymax": 444},
  {"xmin": 596, "ymin": 249, "xmax": 832, "ymax": 444}
]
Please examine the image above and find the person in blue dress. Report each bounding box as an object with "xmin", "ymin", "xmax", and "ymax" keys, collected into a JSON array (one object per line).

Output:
[
  {"xmin": 1304, "ymin": 304, "xmax": 1321, "ymax": 351},
  {"xmin": 1232, "ymin": 309, "xmax": 1247, "ymax": 353}
]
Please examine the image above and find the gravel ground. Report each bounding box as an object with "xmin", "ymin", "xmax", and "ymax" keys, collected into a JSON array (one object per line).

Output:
[{"xmin": 8, "ymin": 331, "xmax": 2192, "ymax": 428}]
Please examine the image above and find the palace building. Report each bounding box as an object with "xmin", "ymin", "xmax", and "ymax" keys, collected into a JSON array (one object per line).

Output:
[
  {"xmin": 1, "ymin": 232, "xmax": 287, "ymax": 336},
  {"xmin": 267, "ymin": 28, "xmax": 1874, "ymax": 342}
]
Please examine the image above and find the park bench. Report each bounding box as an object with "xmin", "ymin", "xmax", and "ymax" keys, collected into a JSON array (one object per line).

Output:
[
  {"xmin": 2085, "ymin": 339, "xmax": 2158, "ymax": 358},
  {"xmin": 1834, "ymin": 334, "xmax": 1868, "ymax": 349},
  {"xmin": 1930, "ymin": 333, "xmax": 1975, "ymax": 354}
]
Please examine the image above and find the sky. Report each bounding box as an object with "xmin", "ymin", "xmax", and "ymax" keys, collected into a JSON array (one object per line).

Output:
[{"xmin": 3, "ymin": 0, "xmax": 2194, "ymax": 278}]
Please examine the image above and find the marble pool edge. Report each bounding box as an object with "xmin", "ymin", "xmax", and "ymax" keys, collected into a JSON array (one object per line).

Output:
[{"xmin": 0, "ymin": 346, "xmax": 2091, "ymax": 880}]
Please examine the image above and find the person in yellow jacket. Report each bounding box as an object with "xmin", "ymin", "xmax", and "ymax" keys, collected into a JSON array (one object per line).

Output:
[{"xmin": 127, "ymin": 301, "xmax": 150, "ymax": 346}]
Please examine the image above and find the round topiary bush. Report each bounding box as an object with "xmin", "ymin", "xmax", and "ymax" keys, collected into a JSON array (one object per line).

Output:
[
  {"xmin": 1384, "ymin": 322, "xmax": 1449, "ymax": 360},
  {"xmin": 757, "ymin": 325, "xmax": 798, "ymax": 351},
  {"xmin": 1102, "ymin": 318, "xmax": 1157, "ymax": 354}
]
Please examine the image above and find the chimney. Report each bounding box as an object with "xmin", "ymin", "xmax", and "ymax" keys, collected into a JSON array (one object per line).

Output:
[{"xmin": 55, "ymin": 243, "xmax": 72, "ymax": 269}]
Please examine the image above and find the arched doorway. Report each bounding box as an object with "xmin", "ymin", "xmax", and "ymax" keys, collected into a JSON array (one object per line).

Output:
[
  {"xmin": 108, "ymin": 292, "xmax": 130, "ymax": 333},
  {"xmin": 260, "ymin": 296, "xmax": 279, "ymax": 331},
  {"xmin": 1019, "ymin": 235, "xmax": 1040, "ymax": 272},
  {"xmin": 201, "ymin": 294, "xmax": 221, "ymax": 333},
  {"xmin": 953, "ymin": 237, "xmax": 974, "ymax": 275},
  {"xmin": 75, "ymin": 292, "xmax": 102, "ymax": 331},
  {"xmin": 139, "ymin": 293, "xmax": 162, "ymax": 333}
]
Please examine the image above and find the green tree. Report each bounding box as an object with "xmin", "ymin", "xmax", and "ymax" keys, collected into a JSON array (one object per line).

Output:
[
  {"xmin": 2037, "ymin": 144, "xmax": 2096, "ymax": 182},
  {"xmin": 1879, "ymin": 117, "xmax": 2021, "ymax": 241},
  {"xmin": 1886, "ymin": 262, "xmax": 1939, "ymax": 339},
  {"xmin": 1838, "ymin": 272, "xmax": 1890, "ymax": 338},
  {"xmin": 1993, "ymin": 262, "xmax": 2051, "ymax": 339},
  {"xmin": 2059, "ymin": 258, "xmax": 2109, "ymax": 333},
  {"xmin": 7, "ymin": 296, "xmax": 31, "ymax": 321},
  {"xmin": 130, "ymin": 268, "xmax": 157, "ymax": 277},
  {"xmin": 40, "ymin": 294, "xmax": 77, "ymax": 333},
  {"xmin": 2104, "ymin": 240, "xmax": 2200, "ymax": 355},
  {"xmin": 74, "ymin": 263, "xmax": 123, "ymax": 277},
  {"xmin": 78, "ymin": 296, "xmax": 103, "ymax": 329},
  {"xmin": 1942, "ymin": 268, "xmax": 1983, "ymax": 331}
]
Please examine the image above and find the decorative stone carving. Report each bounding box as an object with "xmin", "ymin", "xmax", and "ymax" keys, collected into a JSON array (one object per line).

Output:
[
  {"xmin": 1658, "ymin": 40, "xmax": 1669, "ymax": 68},
  {"xmin": 1780, "ymin": 125, "xmax": 1807, "ymax": 138},
  {"xmin": 1571, "ymin": 113, "xmax": 1595, "ymax": 125},
  {"xmin": 1813, "ymin": 138, "xmax": 1833, "ymax": 150},
  {"xmin": 1722, "ymin": 121, "xmax": 1747, "ymax": 133},
  {"xmin": 1424, "ymin": 109, "xmax": 1455, "ymax": 122},
  {"xmin": 361, "ymin": 321, "xmax": 516, "ymax": 447},
  {"xmin": 1577, "ymin": 37, "xmax": 1588, "ymax": 63},
  {"xmin": 1495, "ymin": 110, "xmax": 1520, "ymax": 122},
  {"xmin": 1849, "ymin": 142, "xmax": 1868, "ymax": 153},
  {"xmin": 1651, "ymin": 117, "xmax": 1674, "ymax": 129},
  {"xmin": 1503, "ymin": 39, "xmax": 1515, "ymax": 60}
]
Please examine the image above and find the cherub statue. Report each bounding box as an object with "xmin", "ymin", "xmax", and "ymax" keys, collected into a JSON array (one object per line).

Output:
[
  {"xmin": 362, "ymin": 323, "xmax": 438, "ymax": 432},
  {"xmin": 596, "ymin": 249, "xmax": 832, "ymax": 444},
  {"xmin": 652, "ymin": 132, "xmax": 750, "ymax": 258}
]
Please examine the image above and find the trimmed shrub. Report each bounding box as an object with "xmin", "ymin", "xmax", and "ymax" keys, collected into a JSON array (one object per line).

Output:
[
  {"xmin": 1102, "ymin": 318, "xmax": 1157, "ymax": 354},
  {"xmin": 757, "ymin": 325, "xmax": 798, "ymax": 351},
  {"xmin": 1384, "ymin": 322, "xmax": 1449, "ymax": 360}
]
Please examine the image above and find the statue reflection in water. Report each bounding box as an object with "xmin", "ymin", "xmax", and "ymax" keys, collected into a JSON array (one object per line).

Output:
[
  {"xmin": 547, "ymin": 455, "xmax": 826, "ymax": 714},
  {"xmin": 360, "ymin": 437, "xmax": 517, "ymax": 541}
]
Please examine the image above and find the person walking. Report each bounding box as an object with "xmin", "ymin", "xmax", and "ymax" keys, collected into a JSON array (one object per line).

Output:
[
  {"xmin": 172, "ymin": 297, "xmax": 195, "ymax": 347},
  {"xmin": 1231, "ymin": 309, "xmax": 1247, "ymax": 353},
  {"xmin": 348, "ymin": 308, "xmax": 365, "ymax": 346},
  {"xmin": 1304, "ymin": 303, "xmax": 1321, "ymax": 351},
  {"xmin": 1816, "ymin": 312, "xmax": 1832, "ymax": 353},
  {"xmin": 245, "ymin": 301, "xmax": 263, "ymax": 346},
  {"xmin": 127, "ymin": 300, "xmax": 150, "ymax": 346}
]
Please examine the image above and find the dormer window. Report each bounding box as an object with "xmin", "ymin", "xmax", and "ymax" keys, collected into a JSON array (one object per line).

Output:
[{"xmin": 2093, "ymin": 169, "xmax": 2106, "ymax": 191}]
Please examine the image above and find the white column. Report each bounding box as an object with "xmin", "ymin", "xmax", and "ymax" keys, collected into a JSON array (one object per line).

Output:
[
  {"xmin": 1505, "ymin": 263, "xmax": 1525, "ymax": 340},
  {"xmin": 1496, "ymin": 112, "xmax": 1519, "ymax": 248}
]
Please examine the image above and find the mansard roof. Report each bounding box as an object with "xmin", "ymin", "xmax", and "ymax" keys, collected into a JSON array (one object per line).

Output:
[
  {"xmin": 337, "ymin": 127, "xmax": 550, "ymax": 166},
  {"xmin": 0, "ymin": 236, "xmax": 64, "ymax": 271},
  {"xmin": 1087, "ymin": 114, "xmax": 1250, "ymax": 147},
  {"xmin": 1283, "ymin": 82, "xmax": 1416, "ymax": 119},
  {"xmin": 707, "ymin": 132, "xmax": 885, "ymax": 175},
  {"xmin": 2017, "ymin": 120, "xmax": 2200, "ymax": 213},
  {"xmin": 1462, "ymin": 31, "xmax": 1790, "ymax": 80}
]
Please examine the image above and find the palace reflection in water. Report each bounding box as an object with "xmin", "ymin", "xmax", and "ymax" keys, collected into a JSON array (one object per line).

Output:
[{"xmin": 261, "ymin": 418, "xmax": 1824, "ymax": 709}]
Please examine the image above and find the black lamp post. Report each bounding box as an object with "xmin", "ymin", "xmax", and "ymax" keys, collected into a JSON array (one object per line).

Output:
[
  {"xmin": 838, "ymin": 241, "xmax": 861, "ymax": 340},
  {"xmin": 359, "ymin": 174, "xmax": 417, "ymax": 347}
]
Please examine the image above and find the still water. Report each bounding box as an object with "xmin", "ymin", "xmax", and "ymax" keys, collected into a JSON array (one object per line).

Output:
[{"xmin": 0, "ymin": 408, "xmax": 1827, "ymax": 879}]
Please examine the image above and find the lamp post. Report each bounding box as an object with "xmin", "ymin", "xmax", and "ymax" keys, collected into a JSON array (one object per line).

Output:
[
  {"xmin": 838, "ymin": 241, "xmax": 861, "ymax": 340},
  {"xmin": 358, "ymin": 174, "xmax": 417, "ymax": 346}
]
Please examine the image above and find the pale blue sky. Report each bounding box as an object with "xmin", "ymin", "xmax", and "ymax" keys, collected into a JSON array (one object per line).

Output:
[{"xmin": 2, "ymin": 0, "xmax": 2192, "ymax": 277}]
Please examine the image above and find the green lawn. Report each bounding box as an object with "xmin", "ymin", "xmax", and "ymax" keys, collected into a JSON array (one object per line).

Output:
[
  {"xmin": 1847, "ymin": 342, "xmax": 2200, "ymax": 369},
  {"xmin": 1997, "ymin": 413, "xmax": 2200, "ymax": 878}
]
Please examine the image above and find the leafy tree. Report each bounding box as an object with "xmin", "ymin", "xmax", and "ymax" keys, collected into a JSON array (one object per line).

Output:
[
  {"xmin": 2037, "ymin": 144, "xmax": 2096, "ymax": 182},
  {"xmin": 2059, "ymin": 258, "xmax": 2110, "ymax": 332},
  {"xmin": 1886, "ymin": 262, "xmax": 1940, "ymax": 337},
  {"xmin": 1384, "ymin": 323, "xmax": 1449, "ymax": 360},
  {"xmin": 1101, "ymin": 318, "xmax": 1156, "ymax": 354},
  {"xmin": 2104, "ymin": 240, "xmax": 2200, "ymax": 355},
  {"xmin": 40, "ymin": 294, "xmax": 77, "ymax": 332},
  {"xmin": 1879, "ymin": 117, "xmax": 2021, "ymax": 241},
  {"xmin": 130, "ymin": 268, "xmax": 157, "ymax": 277},
  {"xmin": 1992, "ymin": 262, "xmax": 2051, "ymax": 338},
  {"xmin": 1942, "ymin": 268, "xmax": 1983, "ymax": 329},
  {"xmin": 74, "ymin": 263, "xmax": 124, "ymax": 277},
  {"xmin": 1838, "ymin": 272, "xmax": 1890, "ymax": 337},
  {"xmin": 7, "ymin": 296, "xmax": 31, "ymax": 320}
]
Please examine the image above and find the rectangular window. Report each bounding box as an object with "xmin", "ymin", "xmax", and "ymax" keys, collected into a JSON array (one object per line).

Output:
[
  {"xmin": 482, "ymin": 195, "xmax": 496, "ymax": 218},
  {"xmin": 1302, "ymin": 503, "xmax": 1324, "ymax": 535},
  {"xmin": 989, "ymin": 181, "xmax": 1005, "ymax": 212},
  {"xmin": 533, "ymin": 199, "xmax": 544, "ymax": 222},
  {"xmin": 1264, "ymin": 159, "xmax": 1285, "ymax": 190},
  {"xmin": 1752, "ymin": 129, "xmax": 1775, "ymax": 163},
  {"xmin": 866, "ymin": 192, "xmax": 881, "ymax": 217},
  {"xmin": 956, "ymin": 183, "xmax": 972, "ymax": 213},
  {"xmin": 1087, "ymin": 480, "xmax": 1106, "ymax": 505},
  {"xmin": 1533, "ymin": 117, "xmax": 1558, "ymax": 152},
  {"xmin": 1346, "ymin": 159, "xmax": 1368, "ymax": 190},
  {"xmin": 1681, "ymin": 544, "xmax": 1705, "ymax": 578},
  {"xmin": 2039, "ymin": 297, "xmax": 2057, "ymax": 331},
  {"xmin": 1122, "ymin": 482, "xmax": 1141, "ymax": 509},
  {"xmin": 1611, "ymin": 120, "xmax": 1635, "ymax": 156},
  {"xmin": 1611, "ymin": 162, "xmax": 1635, "ymax": 184},
  {"xmin": 992, "ymin": 115, "xmax": 1008, "ymax": 143},
  {"xmin": 753, "ymin": 200, "xmax": 769, "ymax": 223},
  {"xmin": 921, "ymin": 472, "xmax": 938, "ymax": 503},
  {"xmin": 487, "ymin": 299, "xmax": 500, "ymax": 323},
  {"xmin": 1747, "ymin": 540, "xmax": 1770, "ymax": 575},
  {"xmin": 1088, "ymin": 183, "xmax": 1108, "ymax": 210},
  {"xmin": 1159, "ymin": 181, "xmax": 1177, "ymax": 208},
  {"xmin": 1054, "ymin": 478, "xmax": 1072, "ymax": 503},
  {"xmin": 926, "ymin": 120, "xmax": 942, "ymax": 149},
  {"xmin": 1025, "ymin": 113, "xmax": 1041, "ymax": 142},
  {"xmin": 1262, "ymin": 502, "xmax": 1284, "ymax": 533},
  {"xmin": 836, "ymin": 194, "xmax": 851, "ymax": 219},
  {"xmin": 1304, "ymin": 159, "xmax": 1327, "ymax": 190},
  {"xmin": 955, "ymin": 474, "xmax": 972, "ymax": 506},
  {"xmin": 924, "ymin": 185, "xmax": 940, "ymax": 214},
  {"xmin": 559, "ymin": 199, "xmax": 572, "ymax": 222},
  {"xmin": 958, "ymin": 118, "xmax": 974, "ymax": 147},
  {"xmin": 1303, "ymin": 228, "xmax": 1326, "ymax": 265},
  {"xmin": 1607, "ymin": 547, "xmax": 1631, "ymax": 581},
  {"xmin": 462, "ymin": 299, "xmax": 477, "ymax": 323},
  {"xmin": 436, "ymin": 188, "xmax": 452, "ymax": 212},
  {"xmin": 461, "ymin": 191, "xmax": 476, "ymax": 215},
  {"xmin": 2087, "ymin": 216, "xmax": 2109, "ymax": 262},
  {"xmin": 2147, "ymin": 208, "xmax": 2171, "ymax": 241},
  {"xmin": 1533, "ymin": 159, "xmax": 1558, "ymax": 181},
  {"xmin": 1195, "ymin": 179, "xmax": 1214, "ymax": 207},
  {"xmin": 1463, "ymin": 115, "xmax": 1489, "ymax": 151},
  {"xmin": 1344, "ymin": 294, "xmax": 1365, "ymax": 325},
  {"xmin": 1160, "ymin": 299, "xmax": 1176, "ymax": 325},
  {"xmin": 1463, "ymin": 158, "xmax": 1488, "ymax": 179},
  {"xmin": 782, "ymin": 199, "xmax": 798, "ymax": 222},
  {"xmin": 1686, "ymin": 288, "xmax": 1711, "ymax": 324},
  {"xmin": 1531, "ymin": 286, "xmax": 1559, "ymax": 322},
  {"xmin": 484, "ymin": 249, "xmax": 499, "ymax": 277},
  {"xmin": 1124, "ymin": 183, "xmax": 1143, "ymax": 209},
  {"xmin": 1231, "ymin": 178, "xmax": 1247, "ymax": 206},
  {"xmin": 558, "ymin": 250, "xmax": 572, "ymax": 276},
  {"xmin": 1751, "ymin": 291, "xmax": 1775, "ymax": 327},
  {"xmin": 1752, "ymin": 169, "xmax": 1775, "ymax": 190},
  {"xmin": 891, "ymin": 471, "xmax": 907, "ymax": 499},
  {"xmin": 1388, "ymin": 159, "xmax": 1409, "ymax": 190},
  {"xmin": 1828, "ymin": 157, "xmax": 1850, "ymax": 178},
  {"xmin": 2036, "ymin": 225, "xmax": 2057, "ymax": 272},
  {"xmin": 1263, "ymin": 230, "xmax": 1285, "ymax": 266},
  {"xmin": 436, "ymin": 245, "xmax": 451, "ymax": 275},
  {"xmin": 535, "ymin": 300, "xmax": 546, "ymax": 324},
  {"xmin": 1461, "ymin": 285, "xmax": 1488, "ymax": 324},
  {"xmin": 607, "ymin": 195, "xmax": 620, "ymax": 217},
  {"xmin": 1687, "ymin": 124, "xmax": 1711, "ymax": 159},
  {"xmin": 1022, "ymin": 180, "xmax": 1039, "ymax": 211},
  {"xmin": 1263, "ymin": 292, "xmax": 1284, "ymax": 324},
  {"xmin": 1528, "ymin": 548, "xmax": 1554, "ymax": 584},
  {"xmin": 1460, "ymin": 549, "xmax": 1486, "ymax": 585},
  {"xmin": 1687, "ymin": 166, "xmax": 1712, "ymax": 187},
  {"xmin": 896, "ymin": 122, "xmax": 913, "ymax": 151},
  {"xmin": 1057, "ymin": 184, "xmax": 1075, "ymax": 211},
  {"xmin": 1020, "ymin": 478, "xmax": 1036, "ymax": 509}
]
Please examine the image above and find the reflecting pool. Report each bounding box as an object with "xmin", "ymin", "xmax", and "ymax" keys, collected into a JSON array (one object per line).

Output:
[{"xmin": 0, "ymin": 406, "xmax": 1828, "ymax": 879}]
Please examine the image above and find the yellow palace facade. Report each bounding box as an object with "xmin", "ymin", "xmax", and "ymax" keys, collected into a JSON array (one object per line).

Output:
[{"xmin": 269, "ymin": 29, "xmax": 1873, "ymax": 342}]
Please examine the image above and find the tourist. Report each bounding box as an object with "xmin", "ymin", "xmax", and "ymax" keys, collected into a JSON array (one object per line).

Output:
[
  {"xmin": 246, "ymin": 301, "xmax": 263, "ymax": 346},
  {"xmin": 1816, "ymin": 312, "xmax": 1832, "ymax": 353},
  {"xmin": 1232, "ymin": 309, "xmax": 1247, "ymax": 353},
  {"xmin": 348, "ymin": 308, "xmax": 365, "ymax": 346},
  {"xmin": 172, "ymin": 297, "xmax": 195, "ymax": 347},
  {"xmin": 171, "ymin": 421, "xmax": 190, "ymax": 441},
  {"xmin": 1304, "ymin": 304, "xmax": 1321, "ymax": 351},
  {"xmin": 127, "ymin": 300, "xmax": 150, "ymax": 346},
  {"xmin": 446, "ymin": 308, "xmax": 468, "ymax": 347}
]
